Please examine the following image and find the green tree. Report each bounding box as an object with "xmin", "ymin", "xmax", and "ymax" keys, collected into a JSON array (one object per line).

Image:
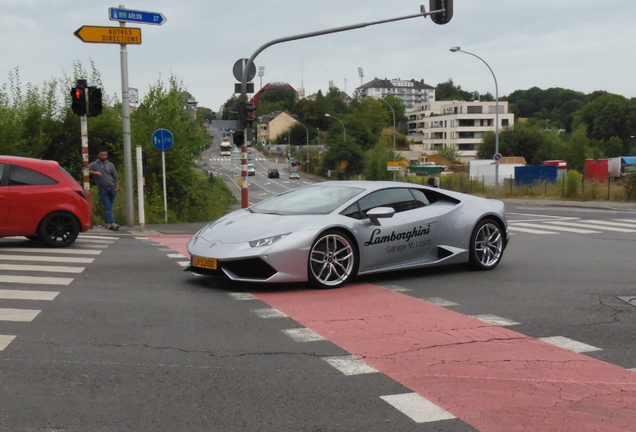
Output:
[
  {"xmin": 364, "ymin": 140, "xmax": 393, "ymax": 180},
  {"xmin": 257, "ymin": 87, "xmax": 296, "ymax": 115},
  {"xmin": 573, "ymin": 93, "xmax": 635, "ymax": 153},
  {"xmin": 564, "ymin": 125, "xmax": 590, "ymax": 172},
  {"xmin": 435, "ymin": 79, "xmax": 478, "ymax": 101},
  {"xmin": 131, "ymin": 75, "xmax": 214, "ymax": 222},
  {"xmin": 436, "ymin": 145, "xmax": 461, "ymax": 163},
  {"xmin": 196, "ymin": 106, "xmax": 215, "ymax": 122},
  {"xmin": 322, "ymin": 137, "xmax": 365, "ymax": 178},
  {"xmin": 352, "ymin": 98, "xmax": 389, "ymax": 135}
]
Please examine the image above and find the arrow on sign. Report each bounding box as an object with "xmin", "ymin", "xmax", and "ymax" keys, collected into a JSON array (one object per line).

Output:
[{"xmin": 74, "ymin": 26, "xmax": 142, "ymax": 45}]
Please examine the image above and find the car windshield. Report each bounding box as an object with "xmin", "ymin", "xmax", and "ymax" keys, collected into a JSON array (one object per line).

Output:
[{"xmin": 250, "ymin": 185, "xmax": 364, "ymax": 215}]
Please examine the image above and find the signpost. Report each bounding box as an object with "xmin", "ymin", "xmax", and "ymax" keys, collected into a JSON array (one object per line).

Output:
[
  {"xmin": 75, "ymin": 6, "xmax": 166, "ymax": 227},
  {"xmin": 153, "ymin": 129, "xmax": 174, "ymax": 223},
  {"xmin": 109, "ymin": 7, "xmax": 167, "ymax": 25},
  {"xmin": 74, "ymin": 26, "xmax": 141, "ymax": 44},
  {"xmin": 387, "ymin": 161, "xmax": 401, "ymax": 172}
]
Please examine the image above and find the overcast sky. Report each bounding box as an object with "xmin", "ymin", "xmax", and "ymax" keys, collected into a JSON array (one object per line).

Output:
[{"xmin": 3, "ymin": 0, "xmax": 635, "ymax": 111}]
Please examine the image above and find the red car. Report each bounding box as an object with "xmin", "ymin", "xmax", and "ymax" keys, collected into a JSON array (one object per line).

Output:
[{"xmin": 0, "ymin": 156, "xmax": 91, "ymax": 247}]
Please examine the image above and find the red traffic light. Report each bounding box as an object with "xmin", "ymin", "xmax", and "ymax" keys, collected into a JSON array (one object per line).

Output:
[{"xmin": 70, "ymin": 87, "xmax": 87, "ymax": 116}]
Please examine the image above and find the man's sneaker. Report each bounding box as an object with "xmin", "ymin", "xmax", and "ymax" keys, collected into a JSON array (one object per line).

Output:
[
  {"xmin": 105, "ymin": 223, "xmax": 112, "ymax": 230},
  {"xmin": 110, "ymin": 224, "xmax": 120, "ymax": 231}
]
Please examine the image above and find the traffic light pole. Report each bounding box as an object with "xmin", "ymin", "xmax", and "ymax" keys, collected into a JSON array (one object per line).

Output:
[
  {"xmin": 79, "ymin": 112, "xmax": 94, "ymax": 228},
  {"xmin": 237, "ymin": 3, "xmax": 449, "ymax": 207},
  {"xmin": 241, "ymin": 126, "xmax": 249, "ymax": 208}
]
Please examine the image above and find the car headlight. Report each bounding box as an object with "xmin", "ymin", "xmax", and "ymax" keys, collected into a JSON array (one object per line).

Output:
[{"xmin": 249, "ymin": 234, "xmax": 289, "ymax": 248}]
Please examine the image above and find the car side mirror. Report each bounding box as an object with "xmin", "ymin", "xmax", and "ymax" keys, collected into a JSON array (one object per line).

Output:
[{"xmin": 367, "ymin": 206, "xmax": 395, "ymax": 226}]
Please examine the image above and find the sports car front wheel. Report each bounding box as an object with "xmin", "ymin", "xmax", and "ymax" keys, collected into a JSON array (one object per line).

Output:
[
  {"xmin": 468, "ymin": 218, "xmax": 504, "ymax": 270},
  {"xmin": 308, "ymin": 230, "xmax": 357, "ymax": 289}
]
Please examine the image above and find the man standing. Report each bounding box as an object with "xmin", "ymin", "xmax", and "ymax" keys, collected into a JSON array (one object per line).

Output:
[{"xmin": 89, "ymin": 150, "xmax": 120, "ymax": 230}]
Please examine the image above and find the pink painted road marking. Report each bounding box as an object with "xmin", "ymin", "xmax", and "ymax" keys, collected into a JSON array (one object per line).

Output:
[
  {"xmin": 158, "ymin": 237, "xmax": 636, "ymax": 431},
  {"xmin": 147, "ymin": 236, "xmax": 191, "ymax": 258}
]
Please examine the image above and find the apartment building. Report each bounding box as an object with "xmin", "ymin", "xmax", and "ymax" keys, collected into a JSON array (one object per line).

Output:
[
  {"xmin": 355, "ymin": 78, "xmax": 435, "ymax": 109},
  {"xmin": 406, "ymin": 100, "xmax": 514, "ymax": 162},
  {"xmin": 257, "ymin": 111, "xmax": 298, "ymax": 145}
]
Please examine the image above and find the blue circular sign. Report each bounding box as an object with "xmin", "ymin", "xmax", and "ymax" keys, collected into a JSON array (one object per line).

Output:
[
  {"xmin": 152, "ymin": 129, "xmax": 174, "ymax": 151},
  {"xmin": 493, "ymin": 152, "xmax": 502, "ymax": 161}
]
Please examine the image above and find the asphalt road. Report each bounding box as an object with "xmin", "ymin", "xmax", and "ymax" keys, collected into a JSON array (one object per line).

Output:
[{"xmin": 2, "ymin": 198, "xmax": 636, "ymax": 431}]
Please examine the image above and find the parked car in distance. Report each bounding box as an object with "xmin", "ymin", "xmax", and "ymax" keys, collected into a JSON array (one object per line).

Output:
[
  {"xmin": 267, "ymin": 169, "xmax": 280, "ymax": 178},
  {"xmin": 247, "ymin": 164, "xmax": 255, "ymax": 176},
  {"xmin": 0, "ymin": 156, "xmax": 91, "ymax": 247}
]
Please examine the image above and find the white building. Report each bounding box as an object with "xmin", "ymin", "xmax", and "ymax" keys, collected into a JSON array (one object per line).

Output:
[
  {"xmin": 355, "ymin": 78, "xmax": 435, "ymax": 109},
  {"xmin": 406, "ymin": 100, "xmax": 514, "ymax": 163}
]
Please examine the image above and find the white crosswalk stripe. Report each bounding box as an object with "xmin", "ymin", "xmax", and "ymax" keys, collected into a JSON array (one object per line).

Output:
[
  {"xmin": 0, "ymin": 264, "xmax": 84, "ymax": 273},
  {"xmin": 508, "ymin": 226, "xmax": 558, "ymax": 234},
  {"xmin": 545, "ymin": 221, "xmax": 636, "ymax": 233},
  {"xmin": 509, "ymin": 218, "xmax": 636, "ymax": 235},
  {"xmin": 510, "ymin": 222, "xmax": 600, "ymax": 234},
  {"xmin": 614, "ymin": 219, "xmax": 636, "ymax": 224},
  {"xmin": 0, "ymin": 335, "xmax": 16, "ymax": 351},
  {"xmin": 0, "ymin": 289, "xmax": 59, "ymax": 300},
  {"xmin": 0, "ymin": 235, "xmax": 117, "ymax": 351},
  {"xmin": 4, "ymin": 247, "xmax": 102, "ymax": 255},
  {"xmin": 0, "ymin": 308, "xmax": 41, "ymax": 322},
  {"xmin": 0, "ymin": 254, "xmax": 93, "ymax": 264},
  {"xmin": 0, "ymin": 275, "xmax": 73, "ymax": 285},
  {"xmin": 584, "ymin": 219, "xmax": 636, "ymax": 228}
]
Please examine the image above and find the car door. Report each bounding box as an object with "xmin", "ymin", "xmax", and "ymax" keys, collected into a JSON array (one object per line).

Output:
[
  {"xmin": 343, "ymin": 187, "xmax": 442, "ymax": 271},
  {"xmin": 3, "ymin": 164, "xmax": 58, "ymax": 235},
  {"xmin": 0, "ymin": 164, "xmax": 8, "ymax": 233}
]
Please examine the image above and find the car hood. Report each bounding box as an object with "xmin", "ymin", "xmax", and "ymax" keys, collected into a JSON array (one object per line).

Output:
[{"xmin": 196, "ymin": 209, "xmax": 328, "ymax": 244}]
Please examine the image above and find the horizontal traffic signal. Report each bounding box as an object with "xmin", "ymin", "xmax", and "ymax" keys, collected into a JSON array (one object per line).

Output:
[{"xmin": 429, "ymin": 0, "xmax": 453, "ymax": 25}]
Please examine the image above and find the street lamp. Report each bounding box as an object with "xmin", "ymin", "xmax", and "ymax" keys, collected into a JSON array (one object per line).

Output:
[
  {"xmin": 450, "ymin": 46, "xmax": 500, "ymax": 194},
  {"xmin": 296, "ymin": 120, "xmax": 310, "ymax": 173},
  {"xmin": 374, "ymin": 97, "xmax": 397, "ymax": 181},
  {"xmin": 325, "ymin": 113, "xmax": 346, "ymax": 142}
]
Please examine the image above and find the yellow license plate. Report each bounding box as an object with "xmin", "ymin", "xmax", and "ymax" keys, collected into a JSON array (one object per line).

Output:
[{"xmin": 192, "ymin": 256, "xmax": 217, "ymax": 270}]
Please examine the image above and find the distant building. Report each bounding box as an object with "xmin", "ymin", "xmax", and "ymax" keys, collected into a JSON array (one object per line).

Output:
[
  {"xmin": 355, "ymin": 78, "xmax": 435, "ymax": 109},
  {"xmin": 406, "ymin": 100, "xmax": 514, "ymax": 163},
  {"xmin": 257, "ymin": 111, "xmax": 298, "ymax": 145}
]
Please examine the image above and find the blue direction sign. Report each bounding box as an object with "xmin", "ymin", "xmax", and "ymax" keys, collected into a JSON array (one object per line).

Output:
[
  {"xmin": 109, "ymin": 7, "xmax": 167, "ymax": 25},
  {"xmin": 152, "ymin": 129, "xmax": 174, "ymax": 151}
]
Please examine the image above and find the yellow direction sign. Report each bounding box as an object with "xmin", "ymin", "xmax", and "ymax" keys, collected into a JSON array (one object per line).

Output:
[
  {"xmin": 74, "ymin": 26, "xmax": 142, "ymax": 44},
  {"xmin": 387, "ymin": 161, "xmax": 401, "ymax": 171}
]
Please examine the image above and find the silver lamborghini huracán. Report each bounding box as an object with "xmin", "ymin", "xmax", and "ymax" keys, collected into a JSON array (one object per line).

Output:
[{"xmin": 186, "ymin": 181, "xmax": 510, "ymax": 289}]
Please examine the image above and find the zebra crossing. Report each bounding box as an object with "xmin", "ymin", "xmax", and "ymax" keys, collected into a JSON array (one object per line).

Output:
[
  {"xmin": 0, "ymin": 233, "xmax": 118, "ymax": 352},
  {"xmin": 508, "ymin": 216, "xmax": 636, "ymax": 235}
]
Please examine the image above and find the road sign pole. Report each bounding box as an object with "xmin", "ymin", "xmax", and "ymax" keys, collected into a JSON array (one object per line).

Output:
[
  {"xmin": 135, "ymin": 145, "xmax": 145, "ymax": 231},
  {"xmin": 119, "ymin": 19, "xmax": 134, "ymax": 227},
  {"xmin": 162, "ymin": 150, "xmax": 168, "ymax": 223}
]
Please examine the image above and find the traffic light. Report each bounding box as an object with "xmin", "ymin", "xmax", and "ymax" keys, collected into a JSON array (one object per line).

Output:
[
  {"xmin": 87, "ymin": 87, "xmax": 103, "ymax": 117},
  {"xmin": 233, "ymin": 130, "xmax": 245, "ymax": 146},
  {"xmin": 429, "ymin": 0, "xmax": 453, "ymax": 25},
  {"xmin": 238, "ymin": 101, "xmax": 257, "ymax": 128},
  {"xmin": 70, "ymin": 87, "xmax": 87, "ymax": 116}
]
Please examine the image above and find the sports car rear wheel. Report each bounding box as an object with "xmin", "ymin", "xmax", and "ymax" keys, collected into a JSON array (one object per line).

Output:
[
  {"xmin": 308, "ymin": 230, "xmax": 357, "ymax": 289},
  {"xmin": 38, "ymin": 211, "xmax": 80, "ymax": 248},
  {"xmin": 468, "ymin": 218, "xmax": 504, "ymax": 270}
]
